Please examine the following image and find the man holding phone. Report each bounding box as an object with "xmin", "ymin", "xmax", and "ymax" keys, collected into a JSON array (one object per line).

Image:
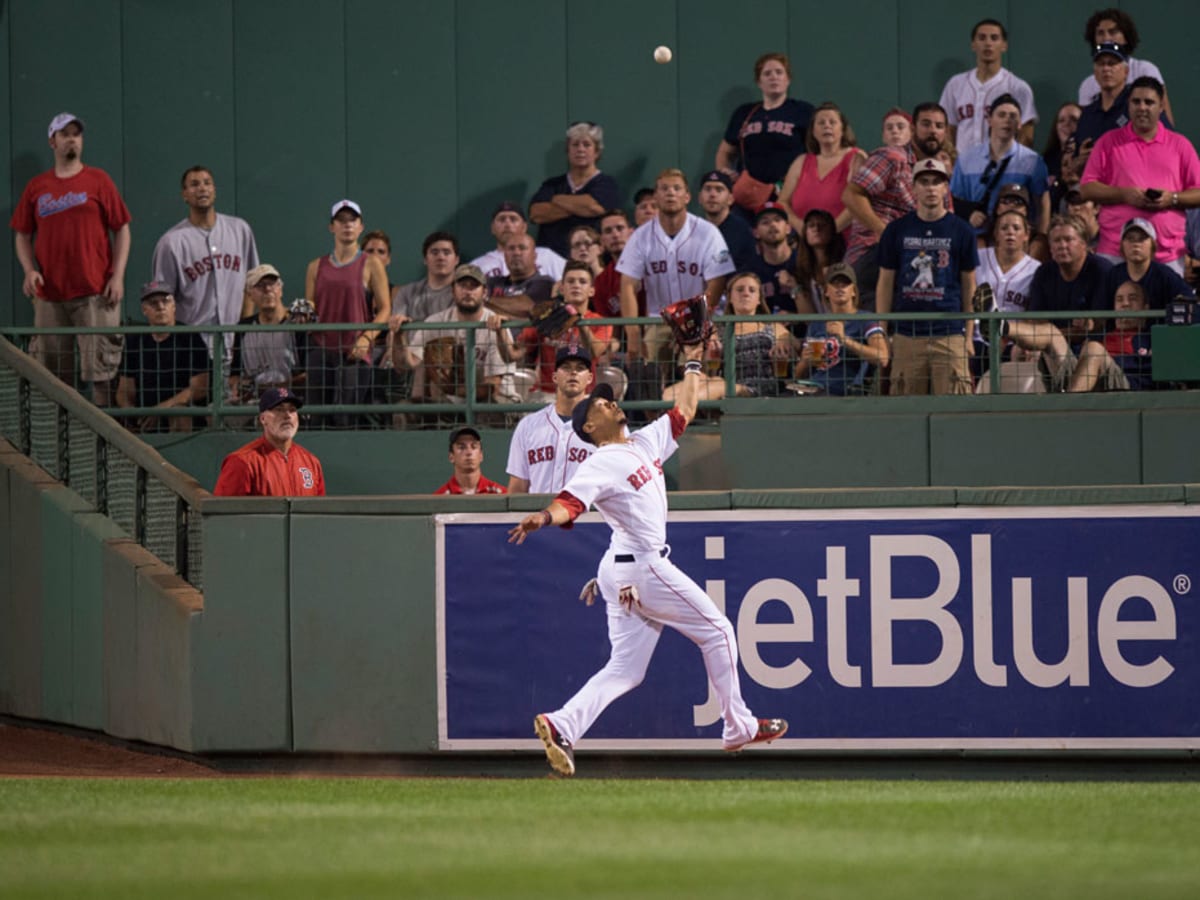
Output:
[{"xmin": 1080, "ymin": 76, "xmax": 1200, "ymax": 274}]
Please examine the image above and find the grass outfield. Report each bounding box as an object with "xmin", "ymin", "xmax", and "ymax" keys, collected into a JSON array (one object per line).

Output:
[{"xmin": 1, "ymin": 777, "xmax": 1197, "ymax": 899}]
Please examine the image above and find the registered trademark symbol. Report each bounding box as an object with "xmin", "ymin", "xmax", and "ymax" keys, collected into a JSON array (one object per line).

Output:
[{"xmin": 1174, "ymin": 574, "xmax": 1191, "ymax": 595}]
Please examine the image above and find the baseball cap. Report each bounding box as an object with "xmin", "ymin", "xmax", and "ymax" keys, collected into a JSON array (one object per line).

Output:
[
  {"xmin": 245, "ymin": 264, "xmax": 281, "ymax": 289},
  {"xmin": 754, "ymin": 201, "xmax": 789, "ymax": 223},
  {"xmin": 1122, "ymin": 217, "xmax": 1157, "ymax": 242},
  {"xmin": 911, "ymin": 158, "xmax": 950, "ymax": 181},
  {"xmin": 989, "ymin": 93, "xmax": 1022, "ymax": 115},
  {"xmin": 492, "ymin": 201, "xmax": 526, "ymax": 221},
  {"xmin": 555, "ymin": 342, "xmax": 592, "ymax": 369},
  {"xmin": 453, "ymin": 263, "xmax": 486, "ymax": 285},
  {"xmin": 330, "ymin": 199, "xmax": 362, "ymax": 219},
  {"xmin": 825, "ymin": 262, "xmax": 857, "ymax": 286},
  {"xmin": 47, "ymin": 112, "xmax": 83, "ymax": 137},
  {"xmin": 1093, "ymin": 42, "xmax": 1128, "ymax": 63},
  {"xmin": 448, "ymin": 426, "xmax": 481, "ymax": 449},
  {"xmin": 140, "ymin": 281, "xmax": 173, "ymax": 302},
  {"xmin": 700, "ymin": 169, "xmax": 734, "ymax": 190},
  {"xmin": 258, "ymin": 387, "xmax": 304, "ymax": 413},
  {"xmin": 996, "ymin": 183, "xmax": 1032, "ymax": 211},
  {"xmin": 571, "ymin": 382, "xmax": 615, "ymax": 445}
]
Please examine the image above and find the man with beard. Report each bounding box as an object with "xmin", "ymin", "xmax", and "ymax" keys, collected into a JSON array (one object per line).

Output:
[
  {"xmin": 506, "ymin": 343, "xmax": 597, "ymax": 494},
  {"xmin": 1080, "ymin": 77, "xmax": 1200, "ymax": 273},
  {"xmin": 151, "ymin": 165, "xmax": 259, "ymax": 362},
  {"xmin": 842, "ymin": 102, "xmax": 948, "ymax": 310},
  {"xmin": 396, "ymin": 264, "xmax": 517, "ymax": 403},
  {"xmin": 470, "ymin": 202, "xmax": 565, "ymax": 281},
  {"xmin": 747, "ymin": 202, "xmax": 798, "ymax": 314},
  {"xmin": 213, "ymin": 387, "xmax": 324, "ymax": 496},
  {"xmin": 11, "ymin": 112, "xmax": 131, "ymax": 404}
]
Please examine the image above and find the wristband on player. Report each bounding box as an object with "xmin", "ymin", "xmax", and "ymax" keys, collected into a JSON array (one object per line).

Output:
[
  {"xmin": 539, "ymin": 509, "xmax": 553, "ymax": 527},
  {"xmin": 684, "ymin": 360, "xmax": 703, "ymax": 376}
]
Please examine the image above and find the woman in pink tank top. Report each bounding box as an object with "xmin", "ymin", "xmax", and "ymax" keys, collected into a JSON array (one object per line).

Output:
[{"xmin": 778, "ymin": 102, "xmax": 867, "ymax": 238}]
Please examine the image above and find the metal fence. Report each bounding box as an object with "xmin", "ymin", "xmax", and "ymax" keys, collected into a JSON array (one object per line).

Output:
[{"xmin": 0, "ymin": 336, "xmax": 207, "ymax": 589}]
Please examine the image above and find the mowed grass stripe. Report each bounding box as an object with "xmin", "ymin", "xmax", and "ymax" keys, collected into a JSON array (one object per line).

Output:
[{"xmin": 0, "ymin": 778, "xmax": 1197, "ymax": 899}]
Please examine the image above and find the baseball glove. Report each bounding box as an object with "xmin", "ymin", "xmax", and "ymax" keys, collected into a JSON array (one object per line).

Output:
[
  {"xmin": 287, "ymin": 298, "xmax": 319, "ymax": 323},
  {"xmin": 485, "ymin": 293, "xmax": 533, "ymax": 319},
  {"xmin": 530, "ymin": 300, "xmax": 580, "ymax": 338},
  {"xmin": 971, "ymin": 282, "xmax": 995, "ymax": 314},
  {"xmin": 660, "ymin": 295, "xmax": 713, "ymax": 347}
]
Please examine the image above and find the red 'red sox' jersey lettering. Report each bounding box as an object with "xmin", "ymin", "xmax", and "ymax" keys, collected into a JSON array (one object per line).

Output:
[{"xmin": 625, "ymin": 458, "xmax": 664, "ymax": 490}]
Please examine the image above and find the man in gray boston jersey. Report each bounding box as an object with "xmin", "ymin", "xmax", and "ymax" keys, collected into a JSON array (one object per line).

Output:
[{"xmin": 151, "ymin": 166, "xmax": 260, "ymax": 361}]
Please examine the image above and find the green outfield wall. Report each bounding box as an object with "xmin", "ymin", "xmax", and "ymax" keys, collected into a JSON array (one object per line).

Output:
[{"xmin": 4, "ymin": 0, "xmax": 1198, "ymax": 328}]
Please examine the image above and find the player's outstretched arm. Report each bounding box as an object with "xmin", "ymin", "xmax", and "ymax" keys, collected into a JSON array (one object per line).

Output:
[
  {"xmin": 673, "ymin": 343, "xmax": 706, "ymax": 427},
  {"xmin": 508, "ymin": 501, "xmax": 570, "ymax": 544}
]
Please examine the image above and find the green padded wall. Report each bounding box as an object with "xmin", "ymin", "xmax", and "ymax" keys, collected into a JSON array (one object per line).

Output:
[{"xmin": 6, "ymin": 1, "xmax": 1199, "ymax": 327}]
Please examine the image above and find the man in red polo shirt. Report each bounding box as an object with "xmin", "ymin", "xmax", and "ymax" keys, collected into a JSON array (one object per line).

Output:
[
  {"xmin": 213, "ymin": 387, "xmax": 325, "ymax": 496},
  {"xmin": 435, "ymin": 427, "xmax": 506, "ymax": 495}
]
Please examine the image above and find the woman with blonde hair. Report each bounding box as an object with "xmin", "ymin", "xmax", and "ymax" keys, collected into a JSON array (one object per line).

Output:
[{"xmin": 779, "ymin": 101, "xmax": 867, "ymax": 235}]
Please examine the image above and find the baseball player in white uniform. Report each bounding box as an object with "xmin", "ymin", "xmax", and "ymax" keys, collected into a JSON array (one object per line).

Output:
[
  {"xmin": 509, "ymin": 341, "xmax": 787, "ymax": 776},
  {"xmin": 506, "ymin": 343, "xmax": 595, "ymax": 494},
  {"xmin": 617, "ymin": 168, "xmax": 735, "ymax": 363},
  {"xmin": 938, "ymin": 19, "xmax": 1037, "ymax": 153},
  {"xmin": 151, "ymin": 166, "xmax": 259, "ymax": 360}
]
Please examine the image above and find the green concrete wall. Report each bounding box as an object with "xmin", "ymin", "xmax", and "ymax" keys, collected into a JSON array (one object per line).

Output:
[{"xmin": 5, "ymin": 0, "xmax": 1199, "ymax": 326}]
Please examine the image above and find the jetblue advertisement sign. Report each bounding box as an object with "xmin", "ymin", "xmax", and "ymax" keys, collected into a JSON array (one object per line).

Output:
[{"xmin": 436, "ymin": 507, "xmax": 1199, "ymax": 750}]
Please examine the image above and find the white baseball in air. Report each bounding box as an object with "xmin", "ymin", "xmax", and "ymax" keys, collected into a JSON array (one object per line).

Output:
[{"xmin": 654, "ymin": 45, "xmax": 672, "ymax": 64}]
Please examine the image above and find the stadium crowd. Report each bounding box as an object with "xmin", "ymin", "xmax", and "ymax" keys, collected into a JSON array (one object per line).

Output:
[{"xmin": 10, "ymin": 9, "xmax": 1200, "ymax": 438}]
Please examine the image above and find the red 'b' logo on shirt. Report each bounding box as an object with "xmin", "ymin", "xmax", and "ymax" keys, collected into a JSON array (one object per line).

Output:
[{"xmin": 299, "ymin": 467, "xmax": 314, "ymax": 489}]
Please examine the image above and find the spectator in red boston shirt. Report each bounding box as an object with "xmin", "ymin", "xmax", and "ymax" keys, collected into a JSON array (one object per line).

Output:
[
  {"xmin": 10, "ymin": 112, "xmax": 131, "ymax": 405},
  {"xmin": 213, "ymin": 387, "xmax": 325, "ymax": 496},
  {"xmin": 435, "ymin": 427, "xmax": 507, "ymax": 495}
]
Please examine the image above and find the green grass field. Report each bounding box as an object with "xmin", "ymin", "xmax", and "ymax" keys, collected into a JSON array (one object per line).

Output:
[{"xmin": 1, "ymin": 777, "xmax": 1197, "ymax": 899}]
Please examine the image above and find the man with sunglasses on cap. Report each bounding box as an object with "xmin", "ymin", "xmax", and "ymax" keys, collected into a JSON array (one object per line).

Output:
[
  {"xmin": 11, "ymin": 112, "xmax": 131, "ymax": 405},
  {"xmin": 509, "ymin": 341, "xmax": 787, "ymax": 776},
  {"xmin": 213, "ymin": 387, "xmax": 324, "ymax": 496},
  {"xmin": 436, "ymin": 427, "xmax": 506, "ymax": 495}
]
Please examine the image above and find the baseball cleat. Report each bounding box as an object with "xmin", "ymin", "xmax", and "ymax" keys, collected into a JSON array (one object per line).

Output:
[
  {"xmin": 724, "ymin": 718, "xmax": 789, "ymax": 752},
  {"xmin": 534, "ymin": 714, "xmax": 575, "ymax": 776}
]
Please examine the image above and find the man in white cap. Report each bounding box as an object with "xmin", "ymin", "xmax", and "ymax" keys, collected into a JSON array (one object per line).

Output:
[
  {"xmin": 150, "ymin": 165, "xmax": 260, "ymax": 361},
  {"xmin": 9, "ymin": 112, "xmax": 131, "ymax": 405},
  {"xmin": 876, "ymin": 157, "xmax": 979, "ymax": 395}
]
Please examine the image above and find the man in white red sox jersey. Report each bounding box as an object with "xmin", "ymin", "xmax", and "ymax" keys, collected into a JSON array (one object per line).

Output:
[
  {"xmin": 152, "ymin": 165, "xmax": 260, "ymax": 362},
  {"xmin": 509, "ymin": 342, "xmax": 787, "ymax": 776},
  {"xmin": 506, "ymin": 342, "xmax": 596, "ymax": 494}
]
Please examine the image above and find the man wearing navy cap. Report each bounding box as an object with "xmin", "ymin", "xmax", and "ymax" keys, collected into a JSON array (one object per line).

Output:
[
  {"xmin": 749, "ymin": 201, "xmax": 798, "ymax": 313},
  {"xmin": 697, "ymin": 170, "xmax": 755, "ymax": 271},
  {"xmin": 435, "ymin": 426, "xmax": 506, "ymax": 495},
  {"xmin": 213, "ymin": 386, "xmax": 325, "ymax": 496}
]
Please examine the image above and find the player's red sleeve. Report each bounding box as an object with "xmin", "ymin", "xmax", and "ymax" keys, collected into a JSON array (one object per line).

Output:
[
  {"xmin": 554, "ymin": 491, "xmax": 586, "ymax": 527},
  {"xmin": 667, "ymin": 408, "xmax": 687, "ymax": 439},
  {"xmin": 213, "ymin": 455, "xmax": 251, "ymax": 496}
]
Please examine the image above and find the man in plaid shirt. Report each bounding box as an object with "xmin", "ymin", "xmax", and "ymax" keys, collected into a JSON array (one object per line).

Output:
[{"xmin": 842, "ymin": 102, "xmax": 949, "ymax": 310}]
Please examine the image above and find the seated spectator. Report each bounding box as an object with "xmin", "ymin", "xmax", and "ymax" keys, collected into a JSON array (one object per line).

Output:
[
  {"xmin": 793, "ymin": 208, "xmax": 847, "ymax": 315},
  {"xmin": 396, "ymin": 264, "xmax": 517, "ymax": 403},
  {"xmin": 662, "ymin": 271, "xmax": 793, "ymax": 401},
  {"xmin": 212, "ymin": 388, "xmax": 324, "ymax": 496},
  {"xmin": 696, "ymin": 170, "xmax": 756, "ymax": 271},
  {"xmin": 973, "ymin": 209, "xmax": 1041, "ymax": 359},
  {"xmin": 632, "ymin": 187, "xmax": 657, "ymax": 225},
  {"xmin": 361, "ymin": 229, "xmax": 402, "ymax": 323},
  {"xmin": 1007, "ymin": 214, "xmax": 1113, "ymax": 367},
  {"xmin": 470, "ymin": 203, "xmax": 565, "ymax": 281},
  {"xmin": 1077, "ymin": 8, "xmax": 1173, "ymax": 124},
  {"xmin": 485, "ymin": 234, "xmax": 557, "ymax": 309},
  {"xmin": 748, "ymin": 202, "xmax": 798, "ymax": 314},
  {"xmin": 1079, "ymin": 76, "xmax": 1200, "ymax": 273},
  {"xmin": 779, "ymin": 101, "xmax": 866, "ymax": 236},
  {"xmin": 949, "ymin": 94, "xmax": 1050, "ymax": 237},
  {"xmin": 715, "ymin": 52, "xmax": 814, "ymax": 218},
  {"xmin": 304, "ymin": 199, "xmax": 391, "ymax": 428},
  {"xmin": 529, "ymin": 122, "xmax": 621, "ymax": 259},
  {"xmin": 1188, "ymin": 207, "xmax": 1200, "ymax": 289},
  {"xmin": 1044, "ymin": 102, "xmax": 1083, "ymax": 210},
  {"xmin": 987, "ymin": 184, "xmax": 1049, "ymax": 261},
  {"xmin": 386, "ymin": 231, "xmax": 460, "ymax": 371},
  {"xmin": 115, "ymin": 282, "xmax": 209, "ymax": 433},
  {"xmin": 435, "ymin": 427, "xmax": 507, "ymax": 495},
  {"xmin": 230, "ymin": 264, "xmax": 306, "ymax": 405},
  {"xmin": 1101, "ymin": 218, "xmax": 1195, "ymax": 309},
  {"xmin": 795, "ymin": 263, "xmax": 888, "ymax": 395},
  {"xmin": 880, "ymin": 108, "xmax": 912, "ymax": 150},
  {"xmin": 1065, "ymin": 189, "xmax": 1101, "ymax": 250},
  {"xmin": 513, "ymin": 261, "xmax": 615, "ymax": 397},
  {"xmin": 567, "ymin": 224, "xmax": 604, "ymax": 278}
]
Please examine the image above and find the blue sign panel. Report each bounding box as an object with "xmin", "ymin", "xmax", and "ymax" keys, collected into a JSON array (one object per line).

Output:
[{"xmin": 437, "ymin": 508, "xmax": 1199, "ymax": 750}]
